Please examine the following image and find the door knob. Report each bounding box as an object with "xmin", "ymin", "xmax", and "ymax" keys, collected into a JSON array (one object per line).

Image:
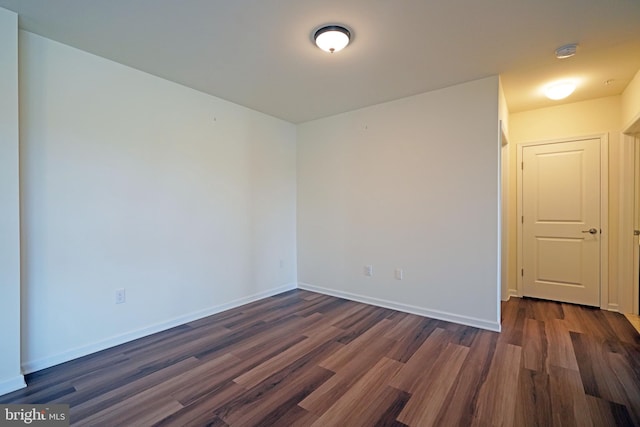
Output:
[{"xmin": 581, "ymin": 228, "xmax": 598, "ymax": 234}]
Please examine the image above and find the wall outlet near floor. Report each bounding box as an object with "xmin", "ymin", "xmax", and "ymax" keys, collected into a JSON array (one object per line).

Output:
[
  {"xmin": 395, "ymin": 268, "xmax": 404, "ymax": 280},
  {"xmin": 364, "ymin": 265, "xmax": 373, "ymax": 277},
  {"xmin": 115, "ymin": 288, "xmax": 126, "ymax": 304}
]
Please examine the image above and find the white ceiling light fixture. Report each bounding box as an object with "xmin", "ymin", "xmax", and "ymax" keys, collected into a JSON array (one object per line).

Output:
[
  {"xmin": 544, "ymin": 80, "xmax": 577, "ymax": 100},
  {"xmin": 314, "ymin": 25, "xmax": 351, "ymax": 53}
]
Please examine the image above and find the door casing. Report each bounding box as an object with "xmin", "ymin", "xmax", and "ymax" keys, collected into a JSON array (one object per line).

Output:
[
  {"xmin": 516, "ymin": 134, "xmax": 609, "ymax": 309},
  {"xmin": 634, "ymin": 135, "xmax": 640, "ymax": 314}
]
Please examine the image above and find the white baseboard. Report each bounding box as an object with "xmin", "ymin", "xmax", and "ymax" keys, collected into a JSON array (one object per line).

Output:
[
  {"xmin": 22, "ymin": 283, "xmax": 296, "ymax": 374},
  {"xmin": 298, "ymin": 282, "xmax": 501, "ymax": 332},
  {"xmin": 0, "ymin": 375, "xmax": 26, "ymax": 397},
  {"xmin": 607, "ymin": 303, "xmax": 619, "ymax": 312},
  {"xmin": 502, "ymin": 289, "xmax": 519, "ymax": 301}
]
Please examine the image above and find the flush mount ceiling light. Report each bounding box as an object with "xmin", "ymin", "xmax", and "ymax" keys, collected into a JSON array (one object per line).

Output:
[
  {"xmin": 314, "ymin": 25, "xmax": 351, "ymax": 53},
  {"xmin": 544, "ymin": 80, "xmax": 577, "ymax": 100}
]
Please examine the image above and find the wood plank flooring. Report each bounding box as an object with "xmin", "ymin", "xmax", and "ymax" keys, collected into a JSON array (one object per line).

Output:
[{"xmin": 2, "ymin": 290, "xmax": 639, "ymax": 426}]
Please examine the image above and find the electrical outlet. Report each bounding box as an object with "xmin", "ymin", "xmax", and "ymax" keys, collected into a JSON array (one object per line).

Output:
[
  {"xmin": 395, "ymin": 268, "xmax": 404, "ymax": 280},
  {"xmin": 115, "ymin": 288, "xmax": 126, "ymax": 304},
  {"xmin": 364, "ymin": 265, "xmax": 373, "ymax": 277}
]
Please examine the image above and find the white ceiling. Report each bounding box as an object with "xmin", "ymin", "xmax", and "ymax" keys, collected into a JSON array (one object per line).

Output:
[{"xmin": 1, "ymin": 0, "xmax": 639, "ymax": 123}]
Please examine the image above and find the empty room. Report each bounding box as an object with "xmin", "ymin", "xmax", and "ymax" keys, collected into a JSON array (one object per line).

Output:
[{"xmin": 1, "ymin": 1, "xmax": 640, "ymax": 426}]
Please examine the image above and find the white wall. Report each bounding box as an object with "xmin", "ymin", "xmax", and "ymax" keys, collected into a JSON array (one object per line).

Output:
[
  {"xmin": 498, "ymin": 78, "xmax": 510, "ymax": 138},
  {"xmin": 622, "ymin": 69, "xmax": 640, "ymax": 132},
  {"xmin": 297, "ymin": 77, "xmax": 501, "ymax": 331},
  {"xmin": 509, "ymin": 96, "xmax": 621, "ymax": 142},
  {"xmin": 499, "ymin": 79, "xmax": 511, "ymax": 302},
  {"xmin": 0, "ymin": 8, "xmax": 25, "ymax": 395},
  {"xmin": 620, "ymin": 69, "xmax": 640, "ymax": 314},
  {"xmin": 19, "ymin": 31, "xmax": 297, "ymax": 372}
]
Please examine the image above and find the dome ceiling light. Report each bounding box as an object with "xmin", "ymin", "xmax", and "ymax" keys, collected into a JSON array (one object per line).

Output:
[
  {"xmin": 314, "ymin": 25, "xmax": 351, "ymax": 53},
  {"xmin": 544, "ymin": 80, "xmax": 577, "ymax": 100}
]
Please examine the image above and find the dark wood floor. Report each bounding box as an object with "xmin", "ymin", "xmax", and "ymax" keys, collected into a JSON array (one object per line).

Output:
[{"xmin": 2, "ymin": 290, "xmax": 639, "ymax": 426}]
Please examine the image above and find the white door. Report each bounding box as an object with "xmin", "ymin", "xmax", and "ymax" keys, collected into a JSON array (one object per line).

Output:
[{"xmin": 522, "ymin": 138, "xmax": 601, "ymax": 306}]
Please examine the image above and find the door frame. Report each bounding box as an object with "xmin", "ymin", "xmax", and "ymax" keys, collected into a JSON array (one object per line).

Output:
[
  {"xmin": 634, "ymin": 136, "xmax": 639, "ymax": 314},
  {"xmin": 516, "ymin": 134, "xmax": 609, "ymax": 309},
  {"xmin": 616, "ymin": 133, "xmax": 636, "ymax": 314}
]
